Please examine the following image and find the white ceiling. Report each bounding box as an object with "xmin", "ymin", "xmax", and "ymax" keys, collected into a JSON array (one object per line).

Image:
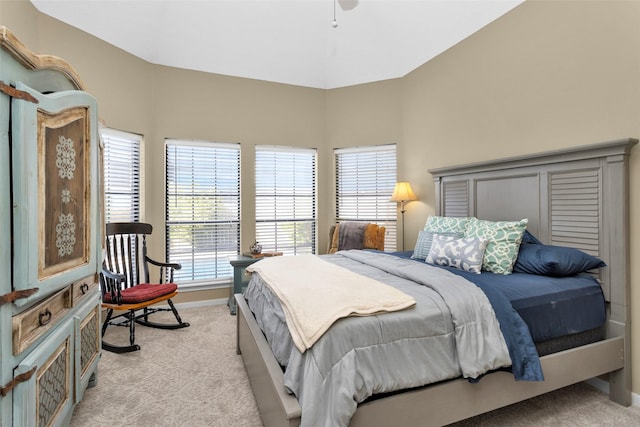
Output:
[{"xmin": 30, "ymin": 0, "xmax": 524, "ymax": 89}]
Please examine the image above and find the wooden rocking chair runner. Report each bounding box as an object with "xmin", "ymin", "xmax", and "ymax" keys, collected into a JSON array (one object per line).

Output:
[{"xmin": 100, "ymin": 222, "xmax": 190, "ymax": 353}]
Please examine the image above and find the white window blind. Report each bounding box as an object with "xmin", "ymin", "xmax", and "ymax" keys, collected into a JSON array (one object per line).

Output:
[
  {"xmin": 101, "ymin": 128, "xmax": 142, "ymax": 223},
  {"xmin": 165, "ymin": 140, "xmax": 240, "ymax": 284},
  {"xmin": 335, "ymin": 144, "xmax": 397, "ymax": 251},
  {"xmin": 255, "ymin": 146, "xmax": 317, "ymax": 255}
]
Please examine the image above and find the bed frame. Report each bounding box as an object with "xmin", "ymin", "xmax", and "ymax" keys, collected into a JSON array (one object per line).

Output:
[{"xmin": 236, "ymin": 138, "xmax": 637, "ymax": 426}]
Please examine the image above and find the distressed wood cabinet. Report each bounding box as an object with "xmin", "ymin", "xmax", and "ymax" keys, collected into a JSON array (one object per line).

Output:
[{"xmin": 1, "ymin": 27, "xmax": 101, "ymax": 426}]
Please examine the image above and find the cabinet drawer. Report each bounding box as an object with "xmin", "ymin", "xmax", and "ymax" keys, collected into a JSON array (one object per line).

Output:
[
  {"xmin": 12, "ymin": 287, "xmax": 71, "ymax": 355},
  {"xmin": 70, "ymin": 275, "xmax": 99, "ymax": 307}
]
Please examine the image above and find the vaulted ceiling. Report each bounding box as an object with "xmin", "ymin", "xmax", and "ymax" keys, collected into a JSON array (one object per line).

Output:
[{"xmin": 31, "ymin": 0, "xmax": 524, "ymax": 89}]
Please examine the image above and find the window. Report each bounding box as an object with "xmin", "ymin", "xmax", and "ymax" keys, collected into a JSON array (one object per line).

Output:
[
  {"xmin": 335, "ymin": 144, "xmax": 397, "ymax": 250},
  {"xmin": 165, "ymin": 140, "xmax": 240, "ymax": 284},
  {"xmin": 255, "ymin": 146, "xmax": 317, "ymax": 255},
  {"xmin": 101, "ymin": 128, "xmax": 142, "ymax": 223}
]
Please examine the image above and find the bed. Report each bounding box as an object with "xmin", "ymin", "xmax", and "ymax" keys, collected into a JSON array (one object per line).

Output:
[{"xmin": 236, "ymin": 138, "xmax": 636, "ymax": 427}]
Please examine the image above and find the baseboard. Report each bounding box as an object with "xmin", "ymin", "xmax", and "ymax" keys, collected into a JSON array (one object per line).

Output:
[{"xmin": 586, "ymin": 377, "xmax": 640, "ymax": 407}]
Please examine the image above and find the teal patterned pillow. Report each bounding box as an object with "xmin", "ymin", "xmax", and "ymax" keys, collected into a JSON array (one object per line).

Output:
[
  {"xmin": 424, "ymin": 215, "xmax": 471, "ymax": 234},
  {"xmin": 426, "ymin": 235, "xmax": 488, "ymax": 274},
  {"xmin": 465, "ymin": 218, "xmax": 528, "ymax": 274},
  {"xmin": 411, "ymin": 230, "xmax": 464, "ymax": 260}
]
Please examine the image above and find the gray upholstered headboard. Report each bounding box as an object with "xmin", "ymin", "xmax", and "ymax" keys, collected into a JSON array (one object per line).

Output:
[{"xmin": 429, "ymin": 139, "xmax": 636, "ymax": 329}]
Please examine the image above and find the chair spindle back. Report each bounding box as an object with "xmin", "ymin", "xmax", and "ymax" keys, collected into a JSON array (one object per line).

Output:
[{"xmin": 104, "ymin": 222, "xmax": 153, "ymax": 288}]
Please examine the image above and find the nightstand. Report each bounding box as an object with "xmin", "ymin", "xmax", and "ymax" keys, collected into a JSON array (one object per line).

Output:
[{"xmin": 228, "ymin": 255, "xmax": 262, "ymax": 315}]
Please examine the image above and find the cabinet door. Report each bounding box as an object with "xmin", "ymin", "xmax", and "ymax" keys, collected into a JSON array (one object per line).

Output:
[
  {"xmin": 12, "ymin": 319, "xmax": 74, "ymax": 427},
  {"xmin": 11, "ymin": 82, "xmax": 101, "ymax": 307},
  {"xmin": 73, "ymin": 295, "xmax": 100, "ymax": 403}
]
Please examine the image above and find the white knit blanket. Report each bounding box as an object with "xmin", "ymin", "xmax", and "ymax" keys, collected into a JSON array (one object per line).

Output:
[{"xmin": 246, "ymin": 254, "xmax": 416, "ymax": 352}]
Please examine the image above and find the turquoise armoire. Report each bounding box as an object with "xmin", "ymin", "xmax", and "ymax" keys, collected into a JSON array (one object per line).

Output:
[{"xmin": 0, "ymin": 27, "xmax": 101, "ymax": 426}]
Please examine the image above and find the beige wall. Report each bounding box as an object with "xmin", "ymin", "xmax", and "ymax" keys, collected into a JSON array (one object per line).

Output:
[
  {"xmin": 398, "ymin": 0, "xmax": 640, "ymax": 392},
  {"xmin": 325, "ymin": 79, "xmax": 405, "ymax": 245},
  {"xmin": 402, "ymin": 0, "xmax": 640, "ymax": 243},
  {"xmin": 3, "ymin": 0, "xmax": 640, "ymax": 391},
  {"xmin": 148, "ymin": 66, "xmax": 325, "ymax": 254}
]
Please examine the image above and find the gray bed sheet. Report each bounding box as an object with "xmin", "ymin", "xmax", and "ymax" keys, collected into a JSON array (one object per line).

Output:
[{"xmin": 244, "ymin": 251, "xmax": 511, "ymax": 427}]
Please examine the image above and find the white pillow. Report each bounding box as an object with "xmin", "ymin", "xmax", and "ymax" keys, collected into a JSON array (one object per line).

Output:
[
  {"xmin": 426, "ymin": 234, "xmax": 488, "ymax": 274},
  {"xmin": 411, "ymin": 230, "xmax": 463, "ymax": 260}
]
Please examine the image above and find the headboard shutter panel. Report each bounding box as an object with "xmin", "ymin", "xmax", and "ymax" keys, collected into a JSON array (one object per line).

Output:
[
  {"xmin": 442, "ymin": 181, "xmax": 469, "ymax": 217},
  {"xmin": 549, "ymin": 169, "xmax": 601, "ymax": 256}
]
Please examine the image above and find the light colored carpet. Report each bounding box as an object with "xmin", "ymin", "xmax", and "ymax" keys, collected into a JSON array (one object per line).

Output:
[
  {"xmin": 70, "ymin": 303, "xmax": 262, "ymax": 427},
  {"xmin": 71, "ymin": 304, "xmax": 640, "ymax": 427}
]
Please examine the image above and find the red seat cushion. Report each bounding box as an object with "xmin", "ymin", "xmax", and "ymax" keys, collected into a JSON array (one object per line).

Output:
[{"xmin": 103, "ymin": 283, "xmax": 178, "ymax": 304}]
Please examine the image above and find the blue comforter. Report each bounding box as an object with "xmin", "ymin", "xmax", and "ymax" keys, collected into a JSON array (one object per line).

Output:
[
  {"xmin": 443, "ymin": 266, "xmax": 544, "ymax": 381},
  {"xmin": 391, "ymin": 251, "xmax": 543, "ymax": 380}
]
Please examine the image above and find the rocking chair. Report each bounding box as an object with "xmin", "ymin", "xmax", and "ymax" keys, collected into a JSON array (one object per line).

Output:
[{"xmin": 100, "ymin": 222, "xmax": 190, "ymax": 353}]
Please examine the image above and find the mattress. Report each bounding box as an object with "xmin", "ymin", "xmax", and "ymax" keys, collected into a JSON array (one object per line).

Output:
[{"xmin": 393, "ymin": 251, "xmax": 607, "ymax": 343}]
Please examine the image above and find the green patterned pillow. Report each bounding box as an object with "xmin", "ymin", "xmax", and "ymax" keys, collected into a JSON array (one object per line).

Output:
[
  {"xmin": 424, "ymin": 215, "xmax": 471, "ymax": 234},
  {"xmin": 465, "ymin": 217, "xmax": 528, "ymax": 274}
]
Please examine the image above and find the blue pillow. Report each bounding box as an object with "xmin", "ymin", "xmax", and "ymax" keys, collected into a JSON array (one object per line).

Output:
[
  {"xmin": 513, "ymin": 243, "xmax": 606, "ymax": 277},
  {"xmin": 521, "ymin": 230, "xmax": 541, "ymax": 244}
]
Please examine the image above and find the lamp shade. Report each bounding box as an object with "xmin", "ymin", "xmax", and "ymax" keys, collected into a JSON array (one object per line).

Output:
[{"xmin": 390, "ymin": 182, "xmax": 417, "ymax": 202}]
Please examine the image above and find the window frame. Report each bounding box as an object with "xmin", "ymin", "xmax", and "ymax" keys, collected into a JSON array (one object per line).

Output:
[
  {"xmin": 101, "ymin": 127, "xmax": 143, "ymax": 224},
  {"xmin": 165, "ymin": 139, "xmax": 241, "ymax": 287},
  {"xmin": 334, "ymin": 144, "xmax": 397, "ymax": 251},
  {"xmin": 255, "ymin": 145, "xmax": 317, "ymax": 255}
]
